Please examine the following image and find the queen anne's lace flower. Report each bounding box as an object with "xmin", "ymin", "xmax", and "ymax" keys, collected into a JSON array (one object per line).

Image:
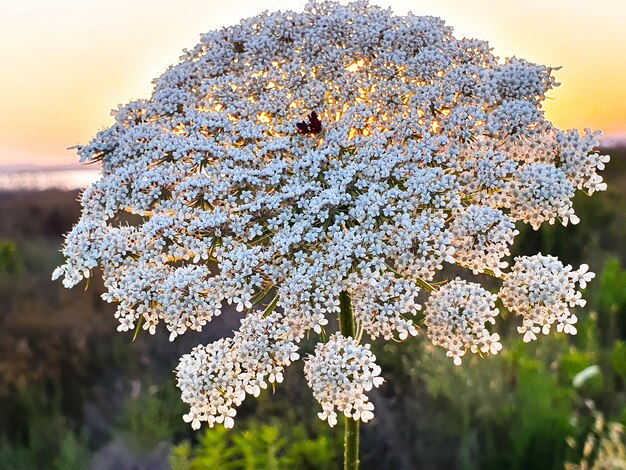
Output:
[
  {"xmin": 499, "ymin": 255, "xmax": 595, "ymax": 342},
  {"xmin": 304, "ymin": 334, "xmax": 383, "ymax": 427},
  {"xmin": 54, "ymin": 1, "xmax": 605, "ymax": 429},
  {"xmin": 425, "ymin": 279, "xmax": 501, "ymax": 365}
]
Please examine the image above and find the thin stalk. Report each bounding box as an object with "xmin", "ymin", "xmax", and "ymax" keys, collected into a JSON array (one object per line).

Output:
[
  {"xmin": 262, "ymin": 295, "xmax": 280, "ymax": 317},
  {"xmin": 339, "ymin": 290, "xmax": 360, "ymax": 470}
]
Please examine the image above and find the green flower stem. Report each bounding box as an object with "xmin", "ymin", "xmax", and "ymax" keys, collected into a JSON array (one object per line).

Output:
[
  {"xmin": 262, "ymin": 295, "xmax": 280, "ymax": 317},
  {"xmin": 339, "ymin": 290, "xmax": 360, "ymax": 470}
]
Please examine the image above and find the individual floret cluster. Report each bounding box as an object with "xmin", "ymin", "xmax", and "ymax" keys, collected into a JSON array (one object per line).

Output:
[
  {"xmin": 348, "ymin": 272, "xmax": 420, "ymax": 340},
  {"xmin": 177, "ymin": 311, "xmax": 304, "ymax": 429},
  {"xmin": 53, "ymin": 1, "xmax": 606, "ymax": 429},
  {"xmin": 303, "ymin": 334, "xmax": 383, "ymax": 427},
  {"xmin": 557, "ymin": 129, "xmax": 609, "ymax": 194},
  {"xmin": 450, "ymin": 205, "xmax": 519, "ymax": 276},
  {"xmin": 424, "ymin": 279, "xmax": 501, "ymax": 365},
  {"xmin": 500, "ymin": 254, "xmax": 595, "ymax": 342},
  {"xmin": 505, "ymin": 163, "xmax": 577, "ymax": 229}
]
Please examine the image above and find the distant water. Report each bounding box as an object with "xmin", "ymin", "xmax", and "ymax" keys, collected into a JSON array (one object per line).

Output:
[{"xmin": 0, "ymin": 168, "xmax": 101, "ymax": 191}]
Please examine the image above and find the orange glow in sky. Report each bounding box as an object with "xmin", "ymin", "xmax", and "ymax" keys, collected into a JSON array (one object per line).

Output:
[{"xmin": 0, "ymin": 0, "xmax": 624, "ymax": 166}]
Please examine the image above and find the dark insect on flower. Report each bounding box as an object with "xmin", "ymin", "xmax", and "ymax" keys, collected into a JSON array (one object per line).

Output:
[
  {"xmin": 233, "ymin": 41, "xmax": 246, "ymax": 54},
  {"xmin": 296, "ymin": 111, "xmax": 322, "ymax": 134},
  {"xmin": 225, "ymin": 36, "xmax": 245, "ymax": 54}
]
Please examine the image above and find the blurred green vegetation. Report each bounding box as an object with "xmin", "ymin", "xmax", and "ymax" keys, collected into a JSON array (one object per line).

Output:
[
  {"xmin": 0, "ymin": 240, "xmax": 23, "ymax": 276},
  {"xmin": 169, "ymin": 419, "xmax": 338, "ymax": 469},
  {"xmin": 0, "ymin": 145, "xmax": 625, "ymax": 469}
]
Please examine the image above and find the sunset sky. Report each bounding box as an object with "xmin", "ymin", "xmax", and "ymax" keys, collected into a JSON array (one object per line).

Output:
[{"xmin": 1, "ymin": 0, "xmax": 624, "ymax": 166}]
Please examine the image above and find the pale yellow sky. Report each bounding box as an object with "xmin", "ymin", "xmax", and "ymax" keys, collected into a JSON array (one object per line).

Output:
[{"xmin": 0, "ymin": 0, "xmax": 624, "ymax": 166}]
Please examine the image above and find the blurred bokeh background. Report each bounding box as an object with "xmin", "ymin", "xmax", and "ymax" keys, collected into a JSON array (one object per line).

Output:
[{"xmin": 1, "ymin": 1, "xmax": 625, "ymax": 469}]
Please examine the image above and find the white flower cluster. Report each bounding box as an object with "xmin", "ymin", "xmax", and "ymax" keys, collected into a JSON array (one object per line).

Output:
[
  {"xmin": 424, "ymin": 279, "xmax": 501, "ymax": 365},
  {"xmin": 304, "ymin": 334, "xmax": 383, "ymax": 427},
  {"xmin": 53, "ymin": 1, "xmax": 605, "ymax": 428},
  {"xmin": 348, "ymin": 272, "xmax": 420, "ymax": 340},
  {"xmin": 556, "ymin": 129, "xmax": 609, "ymax": 194},
  {"xmin": 500, "ymin": 255, "xmax": 595, "ymax": 342},
  {"xmin": 450, "ymin": 206, "xmax": 518, "ymax": 276},
  {"xmin": 176, "ymin": 311, "xmax": 304, "ymax": 429},
  {"xmin": 505, "ymin": 163, "xmax": 578, "ymax": 229}
]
